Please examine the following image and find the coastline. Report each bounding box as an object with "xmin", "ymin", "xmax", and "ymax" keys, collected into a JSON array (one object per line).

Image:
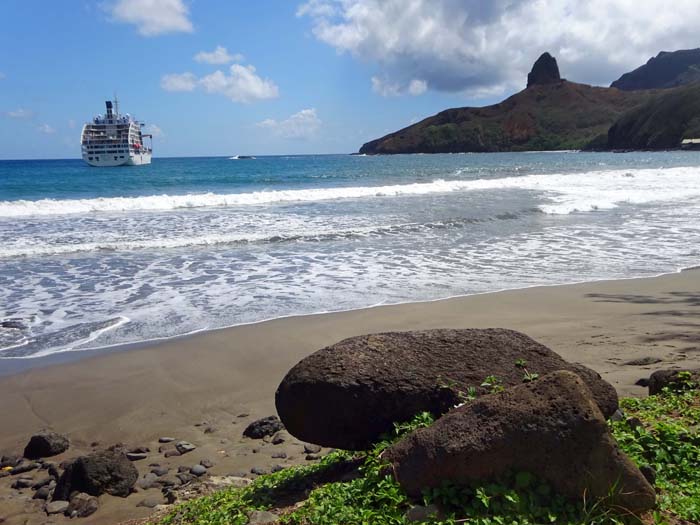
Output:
[{"xmin": 1, "ymin": 269, "xmax": 700, "ymax": 524}]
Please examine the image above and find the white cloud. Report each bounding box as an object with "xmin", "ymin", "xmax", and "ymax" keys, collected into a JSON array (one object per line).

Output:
[
  {"xmin": 194, "ymin": 46, "xmax": 243, "ymax": 65},
  {"xmin": 371, "ymin": 76, "xmax": 427, "ymax": 97},
  {"xmin": 198, "ymin": 64, "xmax": 279, "ymax": 103},
  {"xmin": 298, "ymin": 0, "xmax": 700, "ymax": 95},
  {"xmin": 37, "ymin": 123, "xmax": 55, "ymax": 134},
  {"xmin": 161, "ymin": 72, "xmax": 197, "ymax": 91},
  {"xmin": 109, "ymin": 0, "xmax": 193, "ymax": 36},
  {"xmin": 5, "ymin": 108, "xmax": 33, "ymax": 119},
  {"xmin": 147, "ymin": 124, "xmax": 164, "ymax": 138},
  {"xmin": 257, "ymin": 108, "xmax": 321, "ymax": 139}
]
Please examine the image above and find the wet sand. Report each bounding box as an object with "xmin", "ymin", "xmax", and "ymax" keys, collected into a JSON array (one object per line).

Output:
[{"xmin": 1, "ymin": 269, "xmax": 700, "ymax": 524}]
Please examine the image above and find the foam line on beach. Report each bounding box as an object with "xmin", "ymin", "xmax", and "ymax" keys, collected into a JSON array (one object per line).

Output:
[{"xmin": 1, "ymin": 166, "xmax": 699, "ymax": 217}]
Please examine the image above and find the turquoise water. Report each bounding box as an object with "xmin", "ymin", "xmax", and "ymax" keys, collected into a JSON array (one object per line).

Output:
[{"xmin": 2, "ymin": 151, "xmax": 700, "ymax": 361}]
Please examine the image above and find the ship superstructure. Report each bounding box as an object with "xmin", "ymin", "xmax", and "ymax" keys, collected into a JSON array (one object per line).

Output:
[{"xmin": 81, "ymin": 99, "xmax": 152, "ymax": 167}]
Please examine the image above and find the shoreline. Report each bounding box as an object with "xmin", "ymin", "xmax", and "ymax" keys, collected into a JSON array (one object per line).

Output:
[
  {"xmin": 2, "ymin": 269, "xmax": 700, "ymax": 524},
  {"xmin": 1, "ymin": 265, "xmax": 696, "ymax": 378}
]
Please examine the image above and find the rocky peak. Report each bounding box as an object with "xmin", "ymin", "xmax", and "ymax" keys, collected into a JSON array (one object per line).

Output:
[{"xmin": 527, "ymin": 52, "xmax": 561, "ymax": 87}]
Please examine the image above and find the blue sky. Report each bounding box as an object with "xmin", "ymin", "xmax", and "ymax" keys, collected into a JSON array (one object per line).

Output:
[{"xmin": 2, "ymin": 0, "xmax": 699, "ymax": 159}]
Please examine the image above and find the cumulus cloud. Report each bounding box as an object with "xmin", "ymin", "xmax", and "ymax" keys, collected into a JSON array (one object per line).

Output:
[
  {"xmin": 184, "ymin": 64, "xmax": 279, "ymax": 103},
  {"xmin": 257, "ymin": 108, "xmax": 322, "ymax": 139},
  {"xmin": 109, "ymin": 0, "xmax": 193, "ymax": 36},
  {"xmin": 161, "ymin": 72, "xmax": 197, "ymax": 91},
  {"xmin": 298, "ymin": 0, "xmax": 700, "ymax": 96},
  {"xmin": 5, "ymin": 108, "xmax": 33, "ymax": 119},
  {"xmin": 194, "ymin": 46, "xmax": 243, "ymax": 65},
  {"xmin": 37, "ymin": 123, "xmax": 55, "ymax": 134}
]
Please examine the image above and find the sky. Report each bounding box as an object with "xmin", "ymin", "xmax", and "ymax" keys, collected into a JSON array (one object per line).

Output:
[{"xmin": 1, "ymin": 0, "xmax": 700, "ymax": 159}]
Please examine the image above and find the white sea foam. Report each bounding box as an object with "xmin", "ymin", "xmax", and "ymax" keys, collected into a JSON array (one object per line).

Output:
[{"xmin": 1, "ymin": 166, "xmax": 698, "ymax": 217}]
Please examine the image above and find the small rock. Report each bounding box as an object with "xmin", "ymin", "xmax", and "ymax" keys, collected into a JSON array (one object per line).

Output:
[
  {"xmin": 12, "ymin": 477, "xmax": 34, "ymax": 489},
  {"xmin": 159, "ymin": 437, "xmax": 175, "ymax": 443},
  {"xmin": 126, "ymin": 452, "xmax": 148, "ymax": 461},
  {"xmin": 247, "ymin": 510, "xmax": 279, "ymax": 525},
  {"xmin": 271, "ymin": 431, "xmax": 289, "ymax": 445},
  {"xmin": 151, "ymin": 466, "xmax": 169, "ymax": 477},
  {"xmin": 203, "ymin": 426, "xmax": 217, "ymax": 434},
  {"xmin": 24, "ymin": 431, "xmax": 70, "ymax": 459},
  {"xmin": 271, "ymin": 452, "xmax": 287, "ymax": 459},
  {"xmin": 175, "ymin": 441, "xmax": 196, "ymax": 454},
  {"xmin": 67, "ymin": 492, "xmax": 99, "ymax": 518},
  {"xmin": 303, "ymin": 443, "xmax": 322, "ymax": 454},
  {"xmin": 33, "ymin": 486, "xmax": 51, "ymax": 500},
  {"xmin": 243, "ymin": 416, "xmax": 284, "ymax": 440},
  {"xmin": 640, "ymin": 465, "xmax": 656, "ymax": 485},
  {"xmin": 45, "ymin": 500, "xmax": 70, "ymax": 515},
  {"xmin": 137, "ymin": 496, "xmax": 162, "ymax": 508},
  {"xmin": 164, "ymin": 449, "xmax": 181, "ymax": 458},
  {"xmin": 32, "ymin": 477, "xmax": 52, "ymax": 489},
  {"xmin": 0, "ymin": 455, "xmax": 22, "ymax": 468},
  {"xmin": 250, "ymin": 466, "xmax": 268, "ymax": 476},
  {"xmin": 154, "ymin": 476, "xmax": 181, "ymax": 488},
  {"xmin": 200, "ymin": 459, "xmax": 214, "ymax": 468},
  {"xmin": 252, "ymin": 448, "xmax": 260, "ymax": 454},
  {"xmin": 610, "ymin": 409, "xmax": 625, "ymax": 422},
  {"xmin": 237, "ymin": 413, "xmax": 250, "ymax": 418},
  {"xmin": 305, "ymin": 454, "xmax": 321, "ymax": 461},
  {"xmin": 624, "ymin": 357, "xmax": 662, "ymax": 366},
  {"xmin": 270, "ymin": 464, "xmax": 284, "ymax": 473},
  {"xmin": 10, "ymin": 461, "xmax": 40, "ymax": 475},
  {"xmin": 137, "ymin": 473, "xmax": 158, "ymax": 490},
  {"xmin": 406, "ymin": 504, "xmax": 442, "ymax": 522},
  {"xmin": 90, "ymin": 441, "xmax": 100, "ymax": 448},
  {"xmin": 190, "ymin": 464, "xmax": 207, "ymax": 477},
  {"xmin": 177, "ymin": 472, "xmax": 196, "ymax": 484},
  {"xmin": 177, "ymin": 466, "xmax": 190, "ymax": 473},
  {"xmin": 635, "ymin": 378, "xmax": 650, "ymax": 387}
]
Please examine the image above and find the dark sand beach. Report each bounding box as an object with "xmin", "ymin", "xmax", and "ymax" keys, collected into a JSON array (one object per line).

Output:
[{"xmin": 1, "ymin": 269, "xmax": 700, "ymax": 524}]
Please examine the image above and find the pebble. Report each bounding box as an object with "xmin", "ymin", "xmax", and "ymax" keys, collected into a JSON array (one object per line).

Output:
[
  {"xmin": 10, "ymin": 462, "xmax": 40, "ymax": 475},
  {"xmin": 136, "ymin": 496, "xmax": 162, "ymax": 509},
  {"xmin": 178, "ymin": 466, "xmax": 190, "ymax": 473},
  {"xmin": 303, "ymin": 443, "xmax": 322, "ymax": 454},
  {"xmin": 271, "ymin": 464, "xmax": 284, "ymax": 473},
  {"xmin": 12, "ymin": 477, "xmax": 34, "ymax": 489},
  {"xmin": 190, "ymin": 464, "xmax": 207, "ymax": 477},
  {"xmin": 271, "ymin": 452, "xmax": 287, "ymax": 459},
  {"xmin": 237, "ymin": 413, "xmax": 250, "ymax": 418},
  {"xmin": 32, "ymin": 477, "xmax": 52, "ymax": 489},
  {"xmin": 250, "ymin": 466, "xmax": 268, "ymax": 476},
  {"xmin": 158, "ymin": 437, "xmax": 175, "ymax": 443},
  {"xmin": 635, "ymin": 378, "xmax": 650, "ymax": 387},
  {"xmin": 164, "ymin": 449, "xmax": 182, "ymax": 458},
  {"xmin": 175, "ymin": 441, "xmax": 196, "ymax": 454},
  {"xmin": 129, "ymin": 446, "xmax": 150, "ymax": 454},
  {"xmin": 33, "ymin": 486, "xmax": 51, "ymax": 500},
  {"xmin": 46, "ymin": 501, "xmax": 70, "ymax": 515},
  {"xmin": 203, "ymin": 426, "xmax": 217, "ymax": 434},
  {"xmin": 137, "ymin": 473, "xmax": 158, "ymax": 490},
  {"xmin": 0, "ymin": 455, "xmax": 21, "ymax": 468},
  {"xmin": 271, "ymin": 431, "xmax": 288, "ymax": 445},
  {"xmin": 200, "ymin": 458, "xmax": 214, "ymax": 468},
  {"xmin": 126, "ymin": 452, "xmax": 148, "ymax": 461},
  {"xmin": 252, "ymin": 448, "xmax": 260, "ymax": 454},
  {"xmin": 247, "ymin": 510, "xmax": 280, "ymax": 525},
  {"xmin": 305, "ymin": 454, "xmax": 321, "ymax": 461},
  {"xmin": 177, "ymin": 472, "xmax": 196, "ymax": 484},
  {"xmin": 154, "ymin": 476, "xmax": 181, "ymax": 488},
  {"xmin": 151, "ymin": 465, "xmax": 169, "ymax": 477}
]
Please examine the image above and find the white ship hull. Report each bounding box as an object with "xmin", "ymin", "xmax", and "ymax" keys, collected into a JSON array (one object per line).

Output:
[{"xmin": 82, "ymin": 151, "xmax": 152, "ymax": 167}]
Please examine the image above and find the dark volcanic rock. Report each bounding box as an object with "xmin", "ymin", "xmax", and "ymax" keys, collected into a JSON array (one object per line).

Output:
[
  {"xmin": 611, "ymin": 48, "xmax": 700, "ymax": 91},
  {"xmin": 624, "ymin": 356, "xmax": 662, "ymax": 366},
  {"xmin": 10, "ymin": 461, "xmax": 40, "ymax": 475},
  {"xmin": 243, "ymin": 416, "xmax": 284, "ymax": 439},
  {"xmin": 0, "ymin": 455, "xmax": 22, "ymax": 468},
  {"xmin": 23, "ymin": 431, "xmax": 70, "ymax": 459},
  {"xmin": 384, "ymin": 371, "xmax": 655, "ymax": 514},
  {"xmin": 53, "ymin": 450, "xmax": 138, "ymax": 500},
  {"xmin": 648, "ymin": 368, "xmax": 700, "ymax": 395},
  {"xmin": 527, "ymin": 52, "xmax": 562, "ymax": 87},
  {"xmin": 276, "ymin": 329, "xmax": 618, "ymax": 449}
]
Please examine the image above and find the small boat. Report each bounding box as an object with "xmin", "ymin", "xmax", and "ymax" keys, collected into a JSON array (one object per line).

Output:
[{"xmin": 81, "ymin": 99, "xmax": 152, "ymax": 167}]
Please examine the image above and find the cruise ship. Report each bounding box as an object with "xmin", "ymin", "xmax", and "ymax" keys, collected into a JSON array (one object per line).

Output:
[{"xmin": 81, "ymin": 99, "xmax": 152, "ymax": 167}]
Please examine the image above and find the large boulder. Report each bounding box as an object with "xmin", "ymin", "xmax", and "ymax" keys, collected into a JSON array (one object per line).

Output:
[
  {"xmin": 23, "ymin": 431, "xmax": 69, "ymax": 459},
  {"xmin": 384, "ymin": 371, "xmax": 655, "ymax": 514},
  {"xmin": 648, "ymin": 368, "xmax": 700, "ymax": 395},
  {"xmin": 53, "ymin": 450, "xmax": 138, "ymax": 500},
  {"xmin": 275, "ymin": 329, "xmax": 618, "ymax": 449},
  {"xmin": 527, "ymin": 52, "xmax": 562, "ymax": 87}
]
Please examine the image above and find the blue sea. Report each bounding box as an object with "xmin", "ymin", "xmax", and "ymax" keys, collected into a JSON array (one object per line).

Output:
[{"xmin": 2, "ymin": 151, "xmax": 700, "ymax": 363}]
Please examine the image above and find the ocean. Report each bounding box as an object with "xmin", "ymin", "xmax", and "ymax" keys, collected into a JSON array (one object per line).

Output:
[{"xmin": 2, "ymin": 151, "xmax": 700, "ymax": 363}]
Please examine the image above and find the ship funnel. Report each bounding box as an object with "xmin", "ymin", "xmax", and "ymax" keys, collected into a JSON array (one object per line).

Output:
[{"xmin": 105, "ymin": 100, "xmax": 113, "ymax": 119}]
